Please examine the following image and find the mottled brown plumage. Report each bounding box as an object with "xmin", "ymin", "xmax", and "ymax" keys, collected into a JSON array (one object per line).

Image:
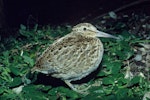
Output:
[{"xmin": 31, "ymin": 23, "xmax": 118, "ymax": 93}]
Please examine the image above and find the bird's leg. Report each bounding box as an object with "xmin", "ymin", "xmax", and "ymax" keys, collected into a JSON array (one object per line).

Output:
[
  {"xmin": 64, "ymin": 80, "xmax": 79, "ymax": 92},
  {"xmin": 64, "ymin": 80, "xmax": 91, "ymax": 94}
]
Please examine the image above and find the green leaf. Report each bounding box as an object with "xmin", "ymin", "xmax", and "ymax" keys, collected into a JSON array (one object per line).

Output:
[
  {"xmin": 19, "ymin": 30, "xmax": 32, "ymax": 37},
  {"xmin": 111, "ymin": 62, "xmax": 122, "ymax": 74},
  {"xmin": 89, "ymin": 86, "xmax": 104, "ymax": 94},
  {"xmin": 83, "ymin": 93, "xmax": 102, "ymax": 100},
  {"xmin": 58, "ymin": 87, "xmax": 79, "ymax": 99},
  {"xmin": 9, "ymin": 77, "xmax": 22, "ymax": 87},
  {"xmin": 23, "ymin": 85, "xmax": 48, "ymax": 100},
  {"xmin": 2, "ymin": 51, "xmax": 10, "ymax": 66},
  {"xmin": 120, "ymin": 30, "xmax": 131, "ymax": 39},
  {"xmin": 102, "ymin": 77, "xmax": 115, "ymax": 85},
  {"xmin": 20, "ymin": 24, "xmax": 26, "ymax": 30},
  {"xmin": 9, "ymin": 67, "xmax": 20, "ymax": 76},
  {"xmin": 116, "ymin": 88, "xmax": 128, "ymax": 99},
  {"xmin": 129, "ymin": 76, "xmax": 140, "ymax": 86},
  {"xmin": 22, "ymin": 55, "xmax": 34, "ymax": 66},
  {"xmin": 0, "ymin": 67, "xmax": 12, "ymax": 82},
  {"xmin": 48, "ymin": 88, "xmax": 58, "ymax": 96},
  {"xmin": 41, "ymin": 86, "xmax": 52, "ymax": 92},
  {"xmin": 0, "ymin": 91, "xmax": 18, "ymax": 100},
  {"xmin": 103, "ymin": 61, "xmax": 122, "ymax": 75},
  {"xmin": 0, "ymin": 87, "xmax": 5, "ymax": 94},
  {"xmin": 97, "ymin": 71, "xmax": 106, "ymax": 77},
  {"xmin": 33, "ymin": 24, "xmax": 38, "ymax": 32},
  {"xmin": 117, "ymin": 76, "xmax": 128, "ymax": 86}
]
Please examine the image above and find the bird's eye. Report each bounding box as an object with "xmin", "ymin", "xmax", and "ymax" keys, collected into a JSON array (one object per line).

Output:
[{"xmin": 83, "ymin": 27, "xmax": 87, "ymax": 31}]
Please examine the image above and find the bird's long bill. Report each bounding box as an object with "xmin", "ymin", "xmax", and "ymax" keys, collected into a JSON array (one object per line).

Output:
[{"xmin": 97, "ymin": 31, "xmax": 119, "ymax": 39}]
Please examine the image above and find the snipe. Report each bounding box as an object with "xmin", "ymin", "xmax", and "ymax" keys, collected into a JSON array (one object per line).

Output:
[{"xmin": 31, "ymin": 23, "xmax": 119, "ymax": 93}]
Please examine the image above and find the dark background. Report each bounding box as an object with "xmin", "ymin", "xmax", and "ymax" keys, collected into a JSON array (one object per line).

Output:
[{"xmin": 3, "ymin": 0, "xmax": 150, "ymax": 27}]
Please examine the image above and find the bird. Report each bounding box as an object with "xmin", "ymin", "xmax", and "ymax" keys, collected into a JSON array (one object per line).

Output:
[{"xmin": 31, "ymin": 23, "xmax": 119, "ymax": 93}]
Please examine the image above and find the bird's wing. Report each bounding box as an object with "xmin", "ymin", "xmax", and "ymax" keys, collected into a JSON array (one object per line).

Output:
[
  {"xmin": 33, "ymin": 33, "xmax": 77, "ymax": 73},
  {"xmin": 50, "ymin": 35, "xmax": 103, "ymax": 80}
]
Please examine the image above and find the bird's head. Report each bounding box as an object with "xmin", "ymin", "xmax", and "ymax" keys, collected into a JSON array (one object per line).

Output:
[{"xmin": 72, "ymin": 23, "xmax": 119, "ymax": 39}]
